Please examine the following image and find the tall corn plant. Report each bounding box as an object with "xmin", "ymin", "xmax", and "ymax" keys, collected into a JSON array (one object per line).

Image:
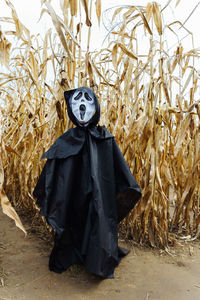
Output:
[
  {"xmin": 103, "ymin": 2, "xmax": 200, "ymax": 247},
  {"xmin": 0, "ymin": 0, "xmax": 199, "ymax": 247}
]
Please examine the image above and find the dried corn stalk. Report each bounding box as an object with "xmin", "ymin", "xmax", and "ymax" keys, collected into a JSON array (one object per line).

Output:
[
  {"xmin": 0, "ymin": 142, "xmax": 26, "ymax": 234},
  {"xmin": 0, "ymin": 1, "xmax": 199, "ymax": 247}
]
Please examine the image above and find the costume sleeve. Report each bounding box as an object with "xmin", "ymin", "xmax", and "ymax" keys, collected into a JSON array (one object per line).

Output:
[
  {"xmin": 112, "ymin": 139, "xmax": 142, "ymax": 223},
  {"xmin": 33, "ymin": 159, "xmax": 57, "ymax": 215},
  {"xmin": 33, "ymin": 161, "xmax": 48, "ymax": 207}
]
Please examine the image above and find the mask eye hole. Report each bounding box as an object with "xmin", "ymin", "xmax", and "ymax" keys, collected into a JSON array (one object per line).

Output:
[
  {"xmin": 84, "ymin": 92, "xmax": 92, "ymax": 101},
  {"xmin": 74, "ymin": 92, "xmax": 82, "ymax": 100}
]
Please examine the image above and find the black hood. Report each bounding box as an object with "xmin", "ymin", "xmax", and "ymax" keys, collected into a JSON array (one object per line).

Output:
[{"xmin": 64, "ymin": 87, "xmax": 100, "ymax": 128}]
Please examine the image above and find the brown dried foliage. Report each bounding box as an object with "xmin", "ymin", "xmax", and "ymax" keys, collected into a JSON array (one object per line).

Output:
[{"xmin": 0, "ymin": 1, "xmax": 199, "ymax": 247}]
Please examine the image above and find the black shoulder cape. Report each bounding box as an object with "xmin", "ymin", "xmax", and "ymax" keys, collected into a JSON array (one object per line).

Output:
[{"xmin": 33, "ymin": 125, "xmax": 141, "ymax": 278}]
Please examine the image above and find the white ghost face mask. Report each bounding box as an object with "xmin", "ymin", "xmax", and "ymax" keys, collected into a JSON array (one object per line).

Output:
[{"xmin": 70, "ymin": 89, "xmax": 96, "ymax": 125}]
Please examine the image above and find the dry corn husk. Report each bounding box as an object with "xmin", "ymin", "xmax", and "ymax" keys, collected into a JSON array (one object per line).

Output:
[{"xmin": 0, "ymin": 1, "xmax": 199, "ymax": 247}]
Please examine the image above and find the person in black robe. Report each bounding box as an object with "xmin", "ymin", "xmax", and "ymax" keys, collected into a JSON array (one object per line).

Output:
[{"xmin": 33, "ymin": 87, "xmax": 142, "ymax": 279}]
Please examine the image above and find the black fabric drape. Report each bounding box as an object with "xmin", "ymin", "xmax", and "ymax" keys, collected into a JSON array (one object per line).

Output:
[{"xmin": 33, "ymin": 126, "xmax": 141, "ymax": 278}]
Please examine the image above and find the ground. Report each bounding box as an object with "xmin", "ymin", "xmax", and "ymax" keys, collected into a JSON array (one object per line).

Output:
[{"xmin": 1, "ymin": 209, "xmax": 200, "ymax": 300}]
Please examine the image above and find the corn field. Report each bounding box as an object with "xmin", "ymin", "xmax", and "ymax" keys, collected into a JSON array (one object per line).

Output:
[{"xmin": 0, "ymin": 0, "xmax": 199, "ymax": 248}]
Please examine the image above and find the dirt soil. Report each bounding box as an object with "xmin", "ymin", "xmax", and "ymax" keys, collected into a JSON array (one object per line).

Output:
[{"xmin": 1, "ymin": 209, "xmax": 200, "ymax": 300}]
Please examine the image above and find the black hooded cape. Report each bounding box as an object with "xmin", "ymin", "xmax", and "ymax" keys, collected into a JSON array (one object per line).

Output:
[{"xmin": 33, "ymin": 87, "xmax": 141, "ymax": 279}]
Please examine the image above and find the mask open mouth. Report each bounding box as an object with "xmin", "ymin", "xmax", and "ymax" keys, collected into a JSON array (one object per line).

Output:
[{"xmin": 79, "ymin": 104, "xmax": 86, "ymax": 121}]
